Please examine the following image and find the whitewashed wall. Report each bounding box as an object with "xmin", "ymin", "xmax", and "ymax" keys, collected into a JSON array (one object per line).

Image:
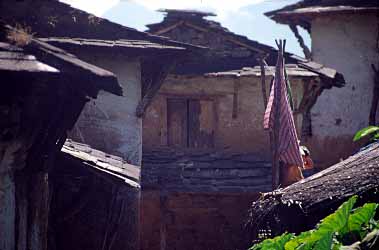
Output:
[
  {"xmin": 69, "ymin": 52, "xmax": 142, "ymax": 166},
  {"xmin": 309, "ymin": 13, "xmax": 379, "ymax": 166}
]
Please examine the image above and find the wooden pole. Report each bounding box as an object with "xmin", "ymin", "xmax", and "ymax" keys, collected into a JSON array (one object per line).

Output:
[
  {"xmin": 259, "ymin": 54, "xmax": 269, "ymax": 108},
  {"xmin": 369, "ymin": 64, "xmax": 379, "ymax": 125},
  {"xmin": 258, "ymin": 54, "xmax": 277, "ymax": 190},
  {"xmin": 272, "ymin": 39, "xmax": 286, "ymax": 189}
]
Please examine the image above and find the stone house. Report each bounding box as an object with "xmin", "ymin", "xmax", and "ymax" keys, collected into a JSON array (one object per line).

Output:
[
  {"xmin": 0, "ymin": 22, "xmax": 121, "ymax": 250},
  {"xmin": 0, "ymin": 2, "xmax": 198, "ymax": 250},
  {"xmin": 0, "ymin": 0, "xmax": 199, "ymax": 166},
  {"xmin": 140, "ymin": 9, "xmax": 345, "ymax": 250},
  {"xmin": 266, "ymin": 0, "xmax": 379, "ymax": 167}
]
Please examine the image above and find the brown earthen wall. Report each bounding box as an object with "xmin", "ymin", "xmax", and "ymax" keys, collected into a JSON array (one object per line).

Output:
[
  {"xmin": 143, "ymin": 75, "xmax": 304, "ymax": 161},
  {"xmin": 140, "ymin": 191, "xmax": 259, "ymax": 250}
]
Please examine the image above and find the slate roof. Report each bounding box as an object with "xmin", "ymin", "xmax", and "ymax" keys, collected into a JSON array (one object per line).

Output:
[
  {"xmin": 147, "ymin": 9, "xmax": 280, "ymax": 55},
  {"xmin": 0, "ymin": 42, "xmax": 58, "ymax": 74},
  {"xmin": 62, "ymin": 139, "xmax": 140, "ymax": 188},
  {"xmin": 146, "ymin": 9, "xmax": 345, "ymax": 88},
  {"xmin": 265, "ymin": 0, "xmax": 379, "ymax": 29},
  {"xmin": 142, "ymin": 149, "xmax": 272, "ymax": 193},
  {"xmin": 205, "ymin": 64, "xmax": 319, "ymax": 78},
  {"xmin": 0, "ymin": 0, "xmax": 199, "ymax": 52},
  {"xmin": 158, "ymin": 9, "xmax": 217, "ymax": 17},
  {"xmin": 39, "ymin": 37, "xmax": 187, "ymax": 52},
  {"xmin": 0, "ymin": 22, "xmax": 122, "ymax": 97}
]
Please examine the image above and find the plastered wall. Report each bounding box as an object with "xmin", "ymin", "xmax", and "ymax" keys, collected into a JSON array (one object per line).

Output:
[
  {"xmin": 309, "ymin": 13, "xmax": 379, "ymax": 166},
  {"xmin": 69, "ymin": 52, "xmax": 142, "ymax": 166}
]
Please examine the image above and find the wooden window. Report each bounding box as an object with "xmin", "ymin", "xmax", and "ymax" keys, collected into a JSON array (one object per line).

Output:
[{"xmin": 167, "ymin": 98, "xmax": 215, "ymax": 149}]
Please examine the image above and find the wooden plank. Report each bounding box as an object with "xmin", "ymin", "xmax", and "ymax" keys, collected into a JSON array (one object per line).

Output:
[
  {"xmin": 188, "ymin": 100, "xmax": 215, "ymax": 149},
  {"xmin": 167, "ymin": 99, "xmax": 188, "ymax": 147}
]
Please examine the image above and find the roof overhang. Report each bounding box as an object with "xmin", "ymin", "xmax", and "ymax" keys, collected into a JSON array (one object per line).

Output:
[
  {"xmin": 39, "ymin": 37, "xmax": 206, "ymax": 58},
  {"xmin": 1, "ymin": 22, "xmax": 123, "ymax": 97},
  {"xmin": 62, "ymin": 139, "xmax": 140, "ymax": 188},
  {"xmin": 265, "ymin": 2, "xmax": 379, "ymax": 28}
]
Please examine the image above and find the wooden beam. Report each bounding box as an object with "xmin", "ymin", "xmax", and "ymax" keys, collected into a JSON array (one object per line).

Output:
[
  {"xmin": 136, "ymin": 61, "xmax": 176, "ymax": 118},
  {"xmin": 225, "ymin": 36, "xmax": 265, "ymax": 53},
  {"xmin": 369, "ymin": 64, "xmax": 379, "ymax": 125},
  {"xmin": 232, "ymin": 79, "xmax": 240, "ymax": 119},
  {"xmin": 289, "ymin": 24, "xmax": 312, "ymax": 60},
  {"xmin": 154, "ymin": 21, "xmax": 185, "ymax": 35},
  {"xmin": 184, "ymin": 22, "xmax": 210, "ymax": 33}
]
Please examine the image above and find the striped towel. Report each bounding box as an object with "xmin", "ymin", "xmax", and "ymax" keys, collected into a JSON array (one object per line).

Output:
[{"xmin": 263, "ymin": 52, "xmax": 303, "ymax": 167}]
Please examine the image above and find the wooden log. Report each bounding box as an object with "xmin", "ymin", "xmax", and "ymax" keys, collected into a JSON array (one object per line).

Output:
[
  {"xmin": 289, "ymin": 25, "xmax": 312, "ymax": 60},
  {"xmin": 248, "ymin": 143, "xmax": 379, "ymax": 237}
]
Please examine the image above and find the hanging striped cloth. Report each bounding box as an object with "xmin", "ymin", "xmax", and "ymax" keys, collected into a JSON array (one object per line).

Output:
[{"xmin": 263, "ymin": 51, "xmax": 303, "ymax": 167}]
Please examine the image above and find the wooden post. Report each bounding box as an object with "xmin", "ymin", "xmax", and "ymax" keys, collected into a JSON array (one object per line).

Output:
[
  {"xmin": 160, "ymin": 192, "xmax": 168, "ymax": 250},
  {"xmin": 272, "ymin": 39, "xmax": 286, "ymax": 189},
  {"xmin": 258, "ymin": 54, "xmax": 277, "ymax": 190},
  {"xmin": 258, "ymin": 54, "xmax": 269, "ymax": 108},
  {"xmin": 369, "ymin": 64, "xmax": 379, "ymax": 125}
]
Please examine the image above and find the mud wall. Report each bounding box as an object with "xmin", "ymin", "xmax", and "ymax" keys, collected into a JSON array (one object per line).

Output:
[
  {"xmin": 68, "ymin": 51, "xmax": 142, "ymax": 166},
  {"xmin": 141, "ymin": 191, "xmax": 259, "ymax": 250},
  {"xmin": 309, "ymin": 13, "xmax": 379, "ymax": 167},
  {"xmin": 143, "ymin": 74, "xmax": 305, "ymax": 161}
]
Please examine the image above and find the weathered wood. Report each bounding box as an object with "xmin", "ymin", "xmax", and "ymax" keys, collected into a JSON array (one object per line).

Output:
[
  {"xmin": 271, "ymin": 40, "xmax": 284, "ymax": 189},
  {"xmin": 232, "ymin": 80, "xmax": 239, "ymax": 119},
  {"xmin": 184, "ymin": 21, "xmax": 210, "ymax": 33},
  {"xmin": 248, "ymin": 143, "xmax": 379, "ymax": 237},
  {"xmin": 27, "ymin": 172, "xmax": 49, "ymax": 250},
  {"xmin": 188, "ymin": 100, "xmax": 215, "ymax": 148},
  {"xmin": 258, "ymin": 56, "xmax": 269, "ymax": 108},
  {"xmin": 369, "ymin": 64, "xmax": 379, "ymax": 125},
  {"xmin": 258, "ymin": 55, "xmax": 276, "ymax": 191},
  {"xmin": 289, "ymin": 24, "xmax": 312, "ymax": 60},
  {"xmin": 136, "ymin": 60, "xmax": 176, "ymax": 118},
  {"xmin": 152, "ymin": 21, "xmax": 185, "ymax": 35},
  {"xmin": 160, "ymin": 193, "xmax": 168, "ymax": 250},
  {"xmin": 16, "ymin": 174, "xmax": 28, "ymax": 250},
  {"xmin": 167, "ymin": 98, "xmax": 188, "ymax": 147},
  {"xmin": 0, "ymin": 173, "xmax": 16, "ymax": 250},
  {"xmin": 142, "ymin": 150, "xmax": 272, "ymax": 193}
]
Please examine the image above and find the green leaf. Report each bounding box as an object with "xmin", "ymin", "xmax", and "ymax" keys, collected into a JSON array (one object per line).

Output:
[
  {"xmin": 285, "ymin": 231, "xmax": 312, "ymax": 250},
  {"xmin": 250, "ymin": 233, "xmax": 294, "ymax": 250},
  {"xmin": 348, "ymin": 203, "xmax": 378, "ymax": 233},
  {"xmin": 317, "ymin": 196, "xmax": 357, "ymax": 234},
  {"xmin": 353, "ymin": 126, "xmax": 379, "ymax": 141},
  {"xmin": 285, "ymin": 196, "xmax": 358, "ymax": 249},
  {"xmin": 312, "ymin": 231, "xmax": 333, "ymax": 250}
]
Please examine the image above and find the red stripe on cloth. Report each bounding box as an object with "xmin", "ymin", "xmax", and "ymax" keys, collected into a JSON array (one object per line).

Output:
[{"xmin": 263, "ymin": 51, "xmax": 303, "ymax": 167}]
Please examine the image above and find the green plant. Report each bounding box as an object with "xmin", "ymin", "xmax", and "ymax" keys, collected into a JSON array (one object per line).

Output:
[
  {"xmin": 353, "ymin": 126, "xmax": 379, "ymax": 142},
  {"xmin": 249, "ymin": 196, "xmax": 379, "ymax": 250}
]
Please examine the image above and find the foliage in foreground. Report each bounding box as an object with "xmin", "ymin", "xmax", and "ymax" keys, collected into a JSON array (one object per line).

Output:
[
  {"xmin": 249, "ymin": 196, "xmax": 379, "ymax": 250},
  {"xmin": 353, "ymin": 126, "xmax": 379, "ymax": 142}
]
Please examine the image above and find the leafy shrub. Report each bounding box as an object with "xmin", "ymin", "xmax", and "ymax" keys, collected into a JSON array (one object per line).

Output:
[
  {"xmin": 249, "ymin": 196, "xmax": 378, "ymax": 250},
  {"xmin": 353, "ymin": 126, "xmax": 379, "ymax": 142}
]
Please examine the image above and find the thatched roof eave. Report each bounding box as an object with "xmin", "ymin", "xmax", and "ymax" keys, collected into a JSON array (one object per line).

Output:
[{"xmin": 247, "ymin": 142, "xmax": 379, "ymax": 236}]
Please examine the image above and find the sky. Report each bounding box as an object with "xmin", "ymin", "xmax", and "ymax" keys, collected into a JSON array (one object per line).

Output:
[{"xmin": 60, "ymin": 0, "xmax": 310, "ymax": 56}]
